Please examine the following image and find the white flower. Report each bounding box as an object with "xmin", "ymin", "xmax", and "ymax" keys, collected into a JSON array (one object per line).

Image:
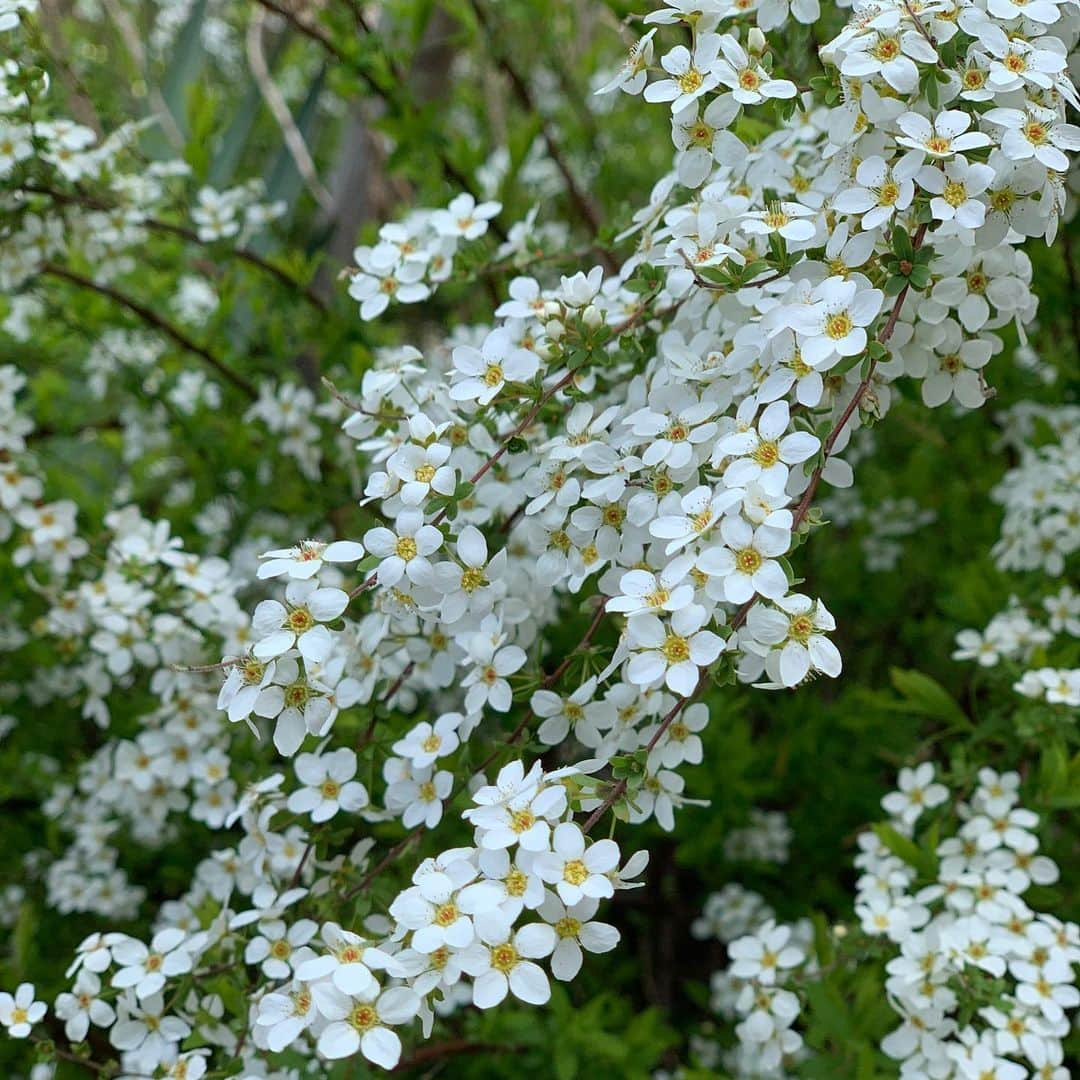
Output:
[
  {"xmin": 788, "ymin": 277, "xmax": 884, "ymax": 368},
  {"xmin": 833, "ymin": 154, "xmax": 918, "ymax": 231},
  {"xmin": 244, "ymin": 919, "xmax": 318, "ymax": 979},
  {"xmin": 714, "ymin": 515, "xmax": 790, "ymax": 604},
  {"xmin": 364, "ymin": 508, "xmax": 444, "ymax": 587},
  {"xmin": 392, "ymin": 714, "xmax": 462, "ymax": 770},
  {"xmin": 533, "ymin": 823, "xmax": 619, "ymax": 905},
  {"xmin": 349, "ymin": 250, "xmax": 429, "ymax": 321},
  {"xmin": 111, "ymin": 929, "xmax": 193, "ymax": 1000},
  {"xmin": 257, "ymin": 539, "xmax": 365, "ymax": 580},
  {"xmin": 595, "ymin": 30, "xmax": 656, "ymax": 96},
  {"xmin": 531, "ymin": 676, "xmax": 598, "ymax": 746},
  {"xmin": 539, "ymin": 894, "xmax": 620, "ymax": 981},
  {"xmin": 462, "ymin": 624, "xmax": 527, "ymax": 713},
  {"xmin": 896, "ymin": 110, "xmax": 992, "ymax": 160},
  {"xmin": 985, "ymin": 106, "xmax": 1080, "ymax": 171},
  {"xmin": 742, "ymin": 202, "xmax": 816, "ymax": 243},
  {"xmin": 387, "ymin": 440, "xmax": 455, "ymax": 507},
  {"xmin": 650, "ymin": 484, "xmax": 744, "ymax": 555},
  {"xmin": 728, "ymin": 921, "xmax": 805, "ymax": 984},
  {"xmin": 54, "ymin": 971, "xmax": 115, "ymax": 1042},
  {"xmin": 316, "ymin": 984, "xmax": 421, "ymax": 1067},
  {"xmin": 255, "ymin": 982, "xmax": 318, "ymax": 1051},
  {"xmin": 459, "ymin": 917, "xmax": 557, "ymax": 1008},
  {"xmin": 287, "ymin": 748, "xmax": 369, "ymax": 822},
  {"xmin": 919, "ymin": 158, "xmax": 995, "ymax": 230},
  {"xmin": 450, "ymin": 328, "xmax": 540, "ymax": 406},
  {"xmin": 251, "ymin": 578, "xmax": 349, "ymax": 664},
  {"xmin": 882, "ymin": 763, "xmax": 948, "ymax": 825},
  {"xmin": 839, "ymin": 26, "xmax": 937, "ymax": 93},
  {"xmin": 431, "ymin": 193, "xmax": 501, "ymax": 240},
  {"xmin": 714, "ymin": 400, "xmax": 819, "ymax": 496},
  {"xmin": 389, "ymin": 870, "xmax": 501, "ymax": 954},
  {"xmin": 742, "ymin": 594, "xmax": 841, "ymax": 686},
  {"xmin": 294, "ymin": 923, "xmax": 399, "ymax": 996},
  {"xmin": 715, "ymin": 36, "xmax": 797, "ymax": 105},
  {"xmin": 626, "ymin": 605, "xmax": 724, "ymax": 695},
  {"xmin": 644, "ymin": 34, "xmax": 723, "ymax": 113},
  {"xmin": 0, "ymin": 983, "xmax": 45, "ymax": 1038},
  {"xmin": 109, "ymin": 992, "xmax": 191, "ymax": 1062}
]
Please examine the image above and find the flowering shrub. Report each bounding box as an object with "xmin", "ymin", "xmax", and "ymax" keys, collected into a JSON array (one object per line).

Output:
[{"xmin": 1, "ymin": 0, "xmax": 1078, "ymax": 1077}]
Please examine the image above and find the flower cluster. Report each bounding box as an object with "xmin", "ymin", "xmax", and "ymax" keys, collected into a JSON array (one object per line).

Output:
[
  {"xmin": 347, "ymin": 193, "xmax": 502, "ymax": 320},
  {"xmin": 1, "ymin": 0, "xmax": 1078, "ymax": 1073},
  {"xmin": 990, "ymin": 404, "xmax": 1079, "ymax": 577},
  {"xmin": 860, "ymin": 765, "xmax": 1079, "ymax": 1078}
]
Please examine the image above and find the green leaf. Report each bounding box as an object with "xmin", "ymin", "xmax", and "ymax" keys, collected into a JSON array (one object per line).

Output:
[
  {"xmin": 160, "ymin": 0, "xmax": 209, "ymax": 139},
  {"xmin": 873, "ymin": 822, "xmax": 938, "ymax": 879},
  {"xmin": 889, "ymin": 668, "xmax": 970, "ymax": 728}
]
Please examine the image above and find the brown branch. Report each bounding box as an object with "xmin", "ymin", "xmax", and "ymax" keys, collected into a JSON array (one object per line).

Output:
[
  {"xmin": 253, "ymin": 0, "xmax": 507, "ymax": 240},
  {"xmin": 392, "ymin": 1039, "xmax": 517, "ymax": 1073},
  {"xmin": 581, "ymin": 224, "xmax": 932, "ymax": 835},
  {"xmin": 40, "ymin": 263, "xmax": 259, "ymax": 399},
  {"xmin": 21, "ymin": 183, "xmax": 328, "ymax": 311},
  {"xmin": 465, "ymin": 0, "xmax": 615, "ymax": 271}
]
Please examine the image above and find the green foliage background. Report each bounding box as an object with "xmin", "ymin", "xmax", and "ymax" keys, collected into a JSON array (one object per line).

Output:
[{"xmin": 1, "ymin": 0, "xmax": 1078, "ymax": 1076}]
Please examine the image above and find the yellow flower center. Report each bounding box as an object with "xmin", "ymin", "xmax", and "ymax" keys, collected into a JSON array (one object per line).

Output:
[
  {"xmin": 563, "ymin": 859, "xmax": 589, "ymax": 886},
  {"xmin": 677, "ymin": 68, "xmax": 704, "ymax": 94},
  {"xmin": 434, "ymin": 902, "xmax": 459, "ymax": 927},
  {"xmin": 942, "ymin": 180, "xmax": 967, "ymax": 208},
  {"xmin": 505, "ymin": 868, "xmax": 528, "ymax": 897},
  {"xmin": 490, "ymin": 943, "xmax": 519, "ymax": 973},
  {"xmin": 483, "ymin": 363, "xmax": 504, "ymax": 387},
  {"xmin": 825, "ymin": 312, "xmax": 853, "ymax": 340},
  {"xmin": 752, "ymin": 441, "xmax": 780, "ymax": 467},
  {"xmin": 736, "ymin": 548, "xmax": 762, "ymax": 574},
  {"xmin": 661, "ymin": 634, "xmax": 691, "ymax": 663},
  {"xmin": 414, "ymin": 463, "xmax": 436, "ymax": 483},
  {"xmin": 555, "ymin": 917, "xmax": 582, "ymax": 939},
  {"xmin": 460, "ymin": 567, "xmax": 485, "ymax": 592},
  {"xmin": 319, "ymin": 779, "xmax": 341, "ymax": 800},
  {"xmin": 873, "ymin": 36, "xmax": 900, "ymax": 60},
  {"xmin": 690, "ymin": 509, "xmax": 714, "ymax": 533},
  {"xmin": 348, "ymin": 1004, "xmax": 378, "ymax": 1032},
  {"xmin": 1024, "ymin": 120, "xmax": 1048, "ymax": 145},
  {"xmin": 878, "ymin": 180, "xmax": 900, "ymax": 206},
  {"xmin": 510, "ymin": 808, "xmax": 536, "ymax": 834},
  {"xmin": 395, "ymin": 536, "xmax": 418, "ymax": 560},
  {"xmin": 286, "ymin": 608, "xmax": 315, "ymax": 633}
]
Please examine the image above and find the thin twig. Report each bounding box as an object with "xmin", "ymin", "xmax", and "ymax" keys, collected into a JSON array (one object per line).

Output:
[
  {"xmin": 40, "ymin": 263, "xmax": 258, "ymax": 399},
  {"xmin": 21, "ymin": 183, "xmax": 327, "ymax": 310},
  {"xmin": 247, "ymin": 5, "xmax": 334, "ymax": 211},
  {"xmin": 465, "ymin": 0, "xmax": 616, "ymax": 271}
]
